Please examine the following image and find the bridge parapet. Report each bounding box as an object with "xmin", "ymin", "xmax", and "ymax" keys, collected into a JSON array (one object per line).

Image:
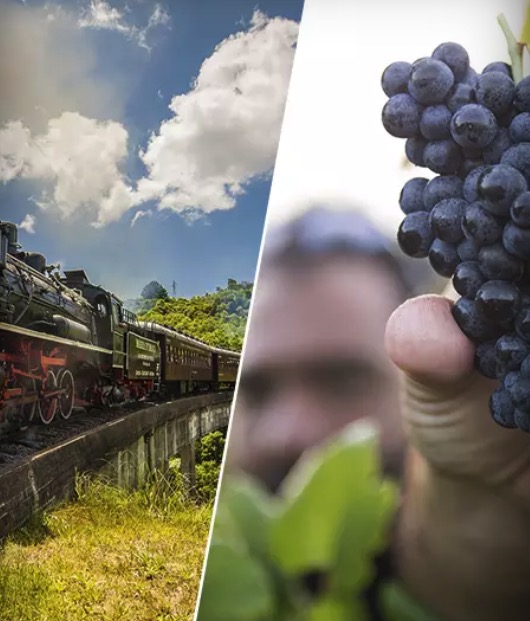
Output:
[{"xmin": 0, "ymin": 392, "xmax": 233, "ymax": 539}]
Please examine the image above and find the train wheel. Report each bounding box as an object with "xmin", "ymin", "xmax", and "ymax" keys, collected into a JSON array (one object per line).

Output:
[
  {"xmin": 38, "ymin": 370, "xmax": 58, "ymax": 425},
  {"xmin": 57, "ymin": 369, "xmax": 75, "ymax": 420}
]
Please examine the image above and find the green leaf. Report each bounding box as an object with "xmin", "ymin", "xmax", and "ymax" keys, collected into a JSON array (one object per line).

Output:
[
  {"xmin": 197, "ymin": 541, "xmax": 275, "ymax": 621},
  {"xmin": 221, "ymin": 475, "xmax": 279, "ymax": 559},
  {"xmin": 329, "ymin": 479, "xmax": 396, "ymax": 596},
  {"xmin": 270, "ymin": 421, "xmax": 391, "ymax": 576},
  {"xmin": 381, "ymin": 582, "xmax": 446, "ymax": 621}
]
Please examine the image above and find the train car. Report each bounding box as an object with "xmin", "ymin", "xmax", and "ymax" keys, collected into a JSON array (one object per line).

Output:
[
  {"xmin": 211, "ymin": 346, "xmax": 240, "ymax": 385},
  {"xmin": 136, "ymin": 321, "xmax": 214, "ymax": 396}
]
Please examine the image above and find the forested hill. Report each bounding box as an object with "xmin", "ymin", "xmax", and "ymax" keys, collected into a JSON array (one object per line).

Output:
[{"xmin": 125, "ymin": 279, "xmax": 252, "ymax": 352}]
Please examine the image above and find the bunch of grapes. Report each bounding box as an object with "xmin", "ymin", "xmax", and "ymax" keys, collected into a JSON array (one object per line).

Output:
[{"xmin": 381, "ymin": 41, "xmax": 530, "ymax": 432}]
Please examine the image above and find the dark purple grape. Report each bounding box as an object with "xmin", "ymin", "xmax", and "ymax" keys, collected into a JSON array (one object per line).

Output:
[
  {"xmin": 498, "ymin": 109, "xmax": 517, "ymax": 129},
  {"xmin": 452, "ymin": 297, "xmax": 500, "ymax": 342},
  {"xmin": 397, "ymin": 212, "xmax": 433, "ymax": 258},
  {"xmin": 381, "ymin": 61, "xmax": 412, "ymax": 97},
  {"xmin": 447, "ymin": 82, "xmax": 475, "ymax": 113},
  {"xmin": 503, "ymin": 222, "xmax": 530, "ymax": 260},
  {"xmin": 432, "ymin": 42, "xmax": 469, "ymax": 81},
  {"xmin": 509, "ymin": 113, "xmax": 530, "ymax": 143},
  {"xmin": 463, "ymin": 166, "xmax": 487, "ymax": 202},
  {"xmin": 420, "ymin": 105, "xmax": 452, "ymax": 140},
  {"xmin": 476, "ymin": 71, "xmax": 515, "ymax": 118},
  {"xmin": 405, "ymin": 136, "xmax": 427, "ymax": 166},
  {"xmin": 475, "ymin": 280, "xmax": 520, "ymax": 323},
  {"xmin": 423, "ymin": 175, "xmax": 463, "ymax": 210},
  {"xmin": 408, "ymin": 58, "xmax": 454, "ymax": 104},
  {"xmin": 423, "ymin": 139, "xmax": 462, "ymax": 174},
  {"xmin": 506, "ymin": 375, "xmax": 530, "ymax": 408},
  {"xmin": 430, "ymin": 198, "xmax": 465, "ymax": 242},
  {"xmin": 475, "ymin": 340, "xmax": 498, "ymax": 378},
  {"xmin": 462, "ymin": 202, "xmax": 503, "ymax": 245},
  {"xmin": 382, "ymin": 94, "xmax": 422, "ymax": 138},
  {"xmin": 494, "ymin": 334, "xmax": 529, "ymax": 373},
  {"xmin": 482, "ymin": 128, "xmax": 512, "ymax": 165},
  {"xmin": 457, "ymin": 238, "xmax": 481, "ymax": 261},
  {"xmin": 520, "ymin": 354, "xmax": 530, "ymax": 377},
  {"xmin": 399, "ymin": 178, "xmax": 429, "ymax": 214},
  {"xmin": 515, "ymin": 307, "xmax": 530, "ymax": 342},
  {"xmin": 483, "ymin": 62, "xmax": 513, "ymax": 78},
  {"xmin": 490, "ymin": 387, "xmax": 516, "ymax": 428},
  {"xmin": 514, "ymin": 409, "xmax": 530, "ymax": 432},
  {"xmin": 450, "ymin": 104, "xmax": 498, "ymax": 149},
  {"xmin": 478, "ymin": 243, "xmax": 524, "ymax": 281},
  {"xmin": 511, "ymin": 192, "xmax": 530, "ymax": 228},
  {"xmin": 428, "ymin": 238, "xmax": 459, "ymax": 276},
  {"xmin": 514, "ymin": 76, "xmax": 530, "ymax": 112},
  {"xmin": 477, "ymin": 164, "xmax": 527, "ymax": 217},
  {"xmin": 459, "ymin": 158, "xmax": 486, "ymax": 178},
  {"xmin": 503, "ymin": 370, "xmax": 520, "ymax": 390},
  {"xmin": 500, "ymin": 143, "xmax": 530, "ymax": 179},
  {"xmin": 461, "ymin": 67, "xmax": 478, "ymax": 86},
  {"xmin": 453, "ymin": 261, "xmax": 484, "ymax": 298}
]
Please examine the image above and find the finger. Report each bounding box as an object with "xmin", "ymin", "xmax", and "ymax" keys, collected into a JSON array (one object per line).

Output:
[
  {"xmin": 385, "ymin": 294, "xmax": 530, "ymax": 487},
  {"xmin": 385, "ymin": 294, "xmax": 474, "ymax": 385}
]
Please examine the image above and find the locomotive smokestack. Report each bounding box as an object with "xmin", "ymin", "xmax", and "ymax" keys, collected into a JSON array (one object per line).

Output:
[{"xmin": 0, "ymin": 222, "xmax": 19, "ymax": 268}]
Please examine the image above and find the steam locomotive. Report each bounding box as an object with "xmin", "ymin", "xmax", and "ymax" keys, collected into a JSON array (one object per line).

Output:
[{"xmin": 0, "ymin": 221, "xmax": 240, "ymax": 435}]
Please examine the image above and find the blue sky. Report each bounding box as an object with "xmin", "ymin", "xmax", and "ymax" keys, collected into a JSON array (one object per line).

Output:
[{"xmin": 0, "ymin": 0, "xmax": 304, "ymax": 302}]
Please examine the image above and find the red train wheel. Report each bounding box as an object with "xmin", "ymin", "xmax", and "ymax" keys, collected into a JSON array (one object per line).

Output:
[
  {"xmin": 38, "ymin": 370, "xmax": 58, "ymax": 425},
  {"xmin": 57, "ymin": 369, "xmax": 75, "ymax": 420}
]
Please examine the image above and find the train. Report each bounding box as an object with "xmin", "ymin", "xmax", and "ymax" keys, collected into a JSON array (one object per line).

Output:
[{"xmin": 0, "ymin": 221, "xmax": 240, "ymax": 435}]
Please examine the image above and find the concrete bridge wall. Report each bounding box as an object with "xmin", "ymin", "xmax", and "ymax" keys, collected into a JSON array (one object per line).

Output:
[{"xmin": 0, "ymin": 392, "xmax": 233, "ymax": 539}]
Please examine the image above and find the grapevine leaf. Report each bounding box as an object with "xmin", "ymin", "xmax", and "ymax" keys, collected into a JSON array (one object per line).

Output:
[
  {"xmin": 269, "ymin": 421, "xmax": 389, "ymax": 575},
  {"xmin": 197, "ymin": 541, "xmax": 275, "ymax": 621},
  {"xmin": 219, "ymin": 475, "xmax": 278, "ymax": 559},
  {"xmin": 329, "ymin": 479, "xmax": 396, "ymax": 596}
]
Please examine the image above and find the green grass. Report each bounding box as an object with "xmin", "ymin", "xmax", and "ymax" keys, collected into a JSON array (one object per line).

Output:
[{"xmin": 0, "ymin": 471, "xmax": 213, "ymax": 621}]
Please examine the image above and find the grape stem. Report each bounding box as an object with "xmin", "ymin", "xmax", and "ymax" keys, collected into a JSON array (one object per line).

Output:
[{"xmin": 498, "ymin": 13, "xmax": 524, "ymax": 83}]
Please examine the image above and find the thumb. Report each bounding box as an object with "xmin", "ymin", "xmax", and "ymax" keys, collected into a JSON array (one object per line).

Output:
[{"xmin": 385, "ymin": 294, "xmax": 530, "ymax": 486}]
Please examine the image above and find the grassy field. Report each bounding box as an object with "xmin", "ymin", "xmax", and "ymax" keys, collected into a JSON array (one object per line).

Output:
[{"xmin": 0, "ymin": 472, "xmax": 213, "ymax": 621}]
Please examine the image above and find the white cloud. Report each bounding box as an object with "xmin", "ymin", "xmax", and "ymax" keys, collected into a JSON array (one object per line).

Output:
[
  {"xmin": 130, "ymin": 209, "xmax": 152, "ymax": 227},
  {"xmin": 78, "ymin": 1, "xmax": 170, "ymax": 51},
  {"xmin": 19, "ymin": 214, "xmax": 36, "ymax": 234},
  {"xmin": 78, "ymin": 0, "xmax": 129, "ymax": 32},
  {"xmin": 134, "ymin": 9, "xmax": 298, "ymax": 216},
  {"xmin": 148, "ymin": 4, "xmax": 170, "ymax": 28},
  {"xmin": 0, "ymin": 112, "xmax": 133, "ymax": 227}
]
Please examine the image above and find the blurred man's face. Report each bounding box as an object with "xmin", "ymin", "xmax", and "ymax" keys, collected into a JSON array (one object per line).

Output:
[{"xmin": 229, "ymin": 255, "xmax": 406, "ymax": 492}]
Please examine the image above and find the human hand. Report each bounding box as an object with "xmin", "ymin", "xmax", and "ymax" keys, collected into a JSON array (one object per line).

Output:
[{"xmin": 385, "ymin": 291, "xmax": 530, "ymax": 621}]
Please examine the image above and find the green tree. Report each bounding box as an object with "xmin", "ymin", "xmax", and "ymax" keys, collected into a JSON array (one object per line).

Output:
[
  {"xmin": 195, "ymin": 430, "xmax": 227, "ymax": 503},
  {"xmin": 141, "ymin": 280, "xmax": 169, "ymax": 300}
]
